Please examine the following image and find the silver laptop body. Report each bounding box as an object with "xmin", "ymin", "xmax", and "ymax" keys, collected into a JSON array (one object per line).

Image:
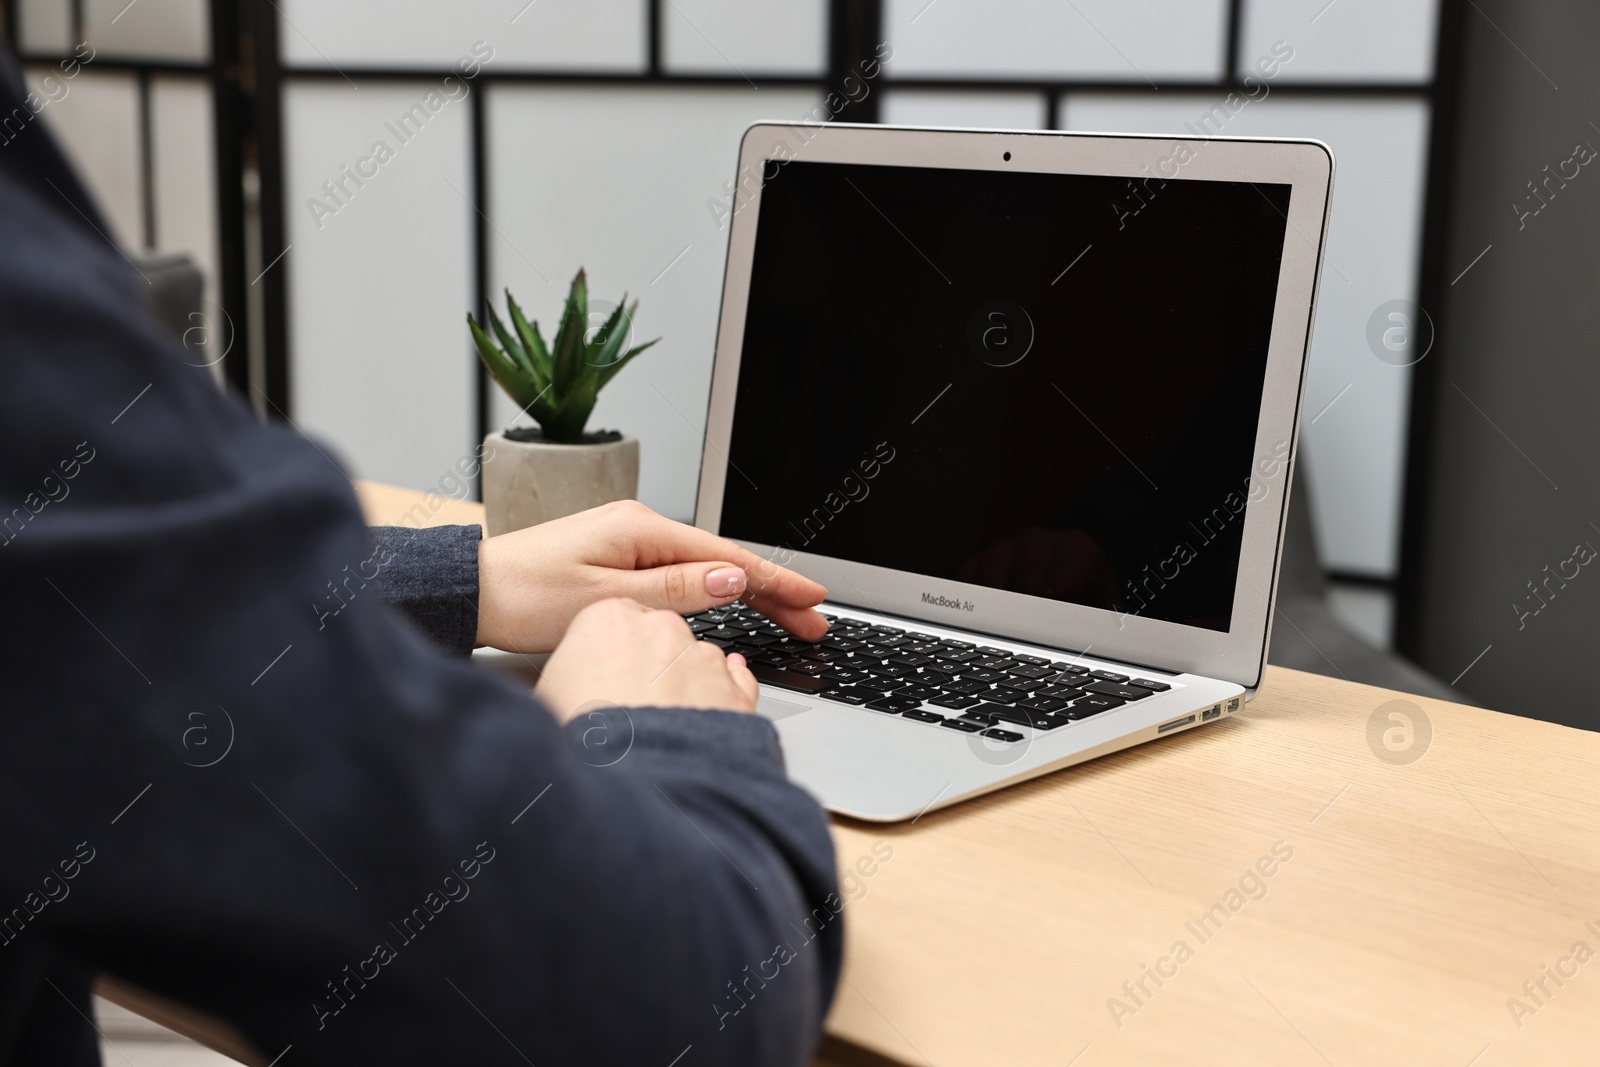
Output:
[{"xmin": 693, "ymin": 122, "xmax": 1333, "ymax": 821}]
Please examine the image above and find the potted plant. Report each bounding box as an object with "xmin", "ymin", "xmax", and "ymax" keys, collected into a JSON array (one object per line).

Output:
[{"xmin": 468, "ymin": 269, "xmax": 657, "ymax": 533}]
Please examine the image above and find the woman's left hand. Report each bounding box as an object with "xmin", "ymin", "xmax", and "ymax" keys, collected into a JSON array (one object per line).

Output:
[{"xmin": 475, "ymin": 499, "xmax": 829, "ymax": 653}]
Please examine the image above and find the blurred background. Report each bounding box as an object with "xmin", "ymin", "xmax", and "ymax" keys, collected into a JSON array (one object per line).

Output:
[{"xmin": 4, "ymin": 0, "xmax": 1596, "ymax": 735}]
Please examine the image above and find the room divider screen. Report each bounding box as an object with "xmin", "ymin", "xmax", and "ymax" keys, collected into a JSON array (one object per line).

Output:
[{"xmin": 3, "ymin": 0, "xmax": 1462, "ymax": 651}]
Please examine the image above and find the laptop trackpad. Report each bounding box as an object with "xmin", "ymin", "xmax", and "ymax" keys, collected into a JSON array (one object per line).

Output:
[{"xmin": 757, "ymin": 694, "xmax": 812, "ymax": 722}]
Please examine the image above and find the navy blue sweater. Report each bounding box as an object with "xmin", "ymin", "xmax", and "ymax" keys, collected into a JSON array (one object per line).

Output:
[{"xmin": 0, "ymin": 46, "xmax": 840, "ymax": 1067}]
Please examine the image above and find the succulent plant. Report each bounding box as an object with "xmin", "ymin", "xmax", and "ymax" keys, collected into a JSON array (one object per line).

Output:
[{"xmin": 468, "ymin": 269, "xmax": 658, "ymax": 444}]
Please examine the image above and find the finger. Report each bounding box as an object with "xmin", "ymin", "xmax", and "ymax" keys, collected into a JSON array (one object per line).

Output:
[
  {"xmin": 739, "ymin": 594, "xmax": 830, "ymax": 642},
  {"xmin": 626, "ymin": 512, "xmax": 828, "ymax": 612},
  {"xmin": 613, "ymin": 561, "xmax": 751, "ymax": 616},
  {"xmin": 724, "ymin": 652, "xmax": 760, "ymax": 711}
]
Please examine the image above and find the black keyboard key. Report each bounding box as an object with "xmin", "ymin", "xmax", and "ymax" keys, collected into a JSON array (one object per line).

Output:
[
  {"xmin": 1085, "ymin": 682, "xmax": 1150, "ymax": 701},
  {"xmin": 929, "ymin": 693, "xmax": 981, "ymax": 710},
  {"xmin": 800, "ymin": 647, "xmax": 844, "ymax": 662},
  {"xmin": 1090, "ymin": 670, "xmax": 1129, "ymax": 683},
  {"xmin": 965, "ymin": 702, "xmax": 1013, "ymax": 722},
  {"xmin": 902, "ymin": 709, "xmax": 945, "ymax": 724},
  {"xmin": 703, "ymin": 627, "xmax": 745, "ymax": 642},
  {"xmin": 977, "ymin": 646, "xmax": 1009, "ymax": 655},
  {"xmin": 972, "ymin": 655, "xmax": 1014, "ymax": 669},
  {"xmin": 749, "ymin": 663, "xmax": 830, "ymax": 694},
  {"xmin": 981, "ymin": 728, "xmax": 1024, "ymax": 743},
  {"xmin": 896, "ymin": 685, "xmax": 937, "ymax": 701},
  {"xmin": 823, "ymin": 688, "xmax": 872, "ymax": 705},
  {"xmin": 956, "ymin": 715, "xmax": 998, "ymax": 729},
  {"xmin": 789, "ymin": 661, "xmax": 831, "ymax": 676},
  {"xmin": 868, "ymin": 625, "xmax": 906, "ymax": 636},
  {"xmin": 983, "ymin": 705, "xmax": 1062, "ymax": 730},
  {"xmin": 703, "ymin": 637, "xmax": 735, "ymax": 649},
  {"xmin": 740, "ymin": 633, "xmax": 781, "ymax": 647},
  {"xmin": 939, "ymin": 639, "xmax": 976, "ymax": 651},
  {"xmin": 870, "ymin": 636, "xmax": 910, "ymax": 650},
  {"xmin": 939, "ymin": 718, "xmax": 985, "ymax": 733},
  {"xmin": 916, "ymin": 669, "xmax": 954, "ymax": 687},
  {"xmin": 1007, "ymin": 665, "xmax": 1052, "ymax": 680},
  {"xmin": 1038, "ymin": 684, "xmax": 1083, "ymax": 699},
  {"xmin": 940, "ymin": 649, "xmax": 983, "ymax": 664},
  {"xmin": 1016, "ymin": 696, "xmax": 1071, "ymax": 713},
  {"xmin": 908, "ymin": 631, "xmax": 938, "ymax": 640},
  {"xmin": 942, "ymin": 679, "xmax": 991, "ymax": 696},
  {"xmin": 867, "ymin": 697, "xmax": 920, "ymax": 712},
  {"xmin": 864, "ymin": 662, "xmax": 917, "ymax": 678},
  {"xmin": 1067, "ymin": 695, "xmax": 1124, "ymax": 718},
  {"xmin": 821, "ymin": 638, "xmax": 866, "ymax": 652},
  {"xmin": 1009, "ymin": 678, "xmax": 1048, "ymax": 693},
  {"xmin": 986, "ymin": 685, "xmax": 1027, "ymax": 704},
  {"xmin": 889, "ymin": 654, "xmax": 934, "ymax": 668},
  {"xmin": 1057, "ymin": 664, "xmax": 1090, "ymax": 676},
  {"xmin": 823, "ymin": 667, "xmax": 869, "ymax": 684},
  {"xmin": 688, "ymin": 619, "xmax": 716, "ymax": 634},
  {"xmin": 964, "ymin": 668, "xmax": 1008, "ymax": 683},
  {"xmin": 1128, "ymin": 678, "xmax": 1172, "ymax": 692},
  {"xmin": 750, "ymin": 654, "xmax": 801, "ymax": 669},
  {"xmin": 1012, "ymin": 654, "xmax": 1049, "ymax": 665}
]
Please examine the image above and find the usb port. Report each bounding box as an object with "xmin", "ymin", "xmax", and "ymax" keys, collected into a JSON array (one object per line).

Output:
[
  {"xmin": 1226, "ymin": 698, "xmax": 1240, "ymax": 712},
  {"xmin": 1202, "ymin": 705, "xmax": 1221, "ymax": 721},
  {"xmin": 1158, "ymin": 714, "xmax": 1197, "ymax": 733}
]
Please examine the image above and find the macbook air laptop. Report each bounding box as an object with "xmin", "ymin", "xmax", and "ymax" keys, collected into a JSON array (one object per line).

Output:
[{"xmin": 687, "ymin": 122, "xmax": 1333, "ymax": 822}]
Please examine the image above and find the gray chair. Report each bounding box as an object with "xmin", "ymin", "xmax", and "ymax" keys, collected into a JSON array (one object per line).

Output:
[
  {"xmin": 1268, "ymin": 470, "xmax": 1462, "ymax": 702},
  {"xmin": 133, "ymin": 252, "xmax": 206, "ymax": 343}
]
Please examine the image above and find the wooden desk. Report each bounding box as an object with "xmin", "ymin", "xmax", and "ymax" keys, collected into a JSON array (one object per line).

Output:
[{"xmin": 361, "ymin": 481, "xmax": 1600, "ymax": 1064}]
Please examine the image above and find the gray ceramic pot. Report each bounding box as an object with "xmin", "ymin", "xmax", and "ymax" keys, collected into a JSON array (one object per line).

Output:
[{"xmin": 480, "ymin": 430, "xmax": 640, "ymax": 534}]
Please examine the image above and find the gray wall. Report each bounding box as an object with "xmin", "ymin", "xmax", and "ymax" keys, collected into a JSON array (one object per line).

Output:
[{"xmin": 1410, "ymin": 0, "xmax": 1600, "ymax": 729}]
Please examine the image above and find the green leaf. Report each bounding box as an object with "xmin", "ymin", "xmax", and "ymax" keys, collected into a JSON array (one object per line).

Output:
[
  {"xmin": 485, "ymin": 304, "xmax": 539, "ymax": 385},
  {"xmin": 588, "ymin": 295, "xmax": 636, "ymax": 371},
  {"xmin": 597, "ymin": 337, "xmax": 658, "ymax": 389},
  {"xmin": 550, "ymin": 269, "xmax": 588, "ymax": 396},
  {"xmin": 505, "ymin": 290, "xmax": 553, "ymax": 381},
  {"xmin": 469, "ymin": 314, "xmax": 546, "ymax": 415},
  {"xmin": 584, "ymin": 298, "xmax": 630, "ymax": 368},
  {"xmin": 545, "ymin": 374, "xmax": 599, "ymax": 444}
]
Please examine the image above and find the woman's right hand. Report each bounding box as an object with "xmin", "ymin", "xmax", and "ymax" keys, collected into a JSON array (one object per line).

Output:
[{"xmin": 534, "ymin": 598, "xmax": 759, "ymax": 724}]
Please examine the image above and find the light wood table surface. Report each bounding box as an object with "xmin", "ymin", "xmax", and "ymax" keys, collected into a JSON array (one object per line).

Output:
[{"xmin": 355, "ymin": 481, "xmax": 1597, "ymax": 1064}]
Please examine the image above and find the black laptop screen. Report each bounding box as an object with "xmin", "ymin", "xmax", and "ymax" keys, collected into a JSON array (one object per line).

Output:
[{"xmin": 717, "ymin": 158, "xmax": 1292, "ymax": 633}]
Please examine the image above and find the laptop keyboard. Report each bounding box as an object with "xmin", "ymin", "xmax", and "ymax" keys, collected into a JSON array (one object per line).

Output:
[{"xmin": 686, "ymin": 606, "xmax": 1175, "ymax": 742}]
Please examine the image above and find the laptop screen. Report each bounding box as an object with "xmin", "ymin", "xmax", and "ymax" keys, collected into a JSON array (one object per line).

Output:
[{"xmin": 718, "ymin": 158, "xmax": 1292, "ymax": 633}]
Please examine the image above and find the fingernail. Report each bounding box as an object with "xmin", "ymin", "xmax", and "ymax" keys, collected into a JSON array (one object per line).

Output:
[{"xmin": 706, "ymin": 567, "xmax": 746, "ymax": 598}]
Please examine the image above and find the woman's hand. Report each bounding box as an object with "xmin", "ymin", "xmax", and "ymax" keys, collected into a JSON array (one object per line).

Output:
[
  {"xmin": 476, "ymin": 499, "xmax": 828, "ymax": 654},
  {"xmin": 534, "ymin": 598, "xmax": 759, "ymax": 722}
]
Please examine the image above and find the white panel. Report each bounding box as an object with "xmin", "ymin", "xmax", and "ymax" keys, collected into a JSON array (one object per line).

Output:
[
  {"xmin": 487, "ymin": 85, "xmax": 822, "ymax": 521},
  {"xmin": 1060, "ymin": 93, "xmax": 1430, "ymax": 576},
  {"xmin": 150, "ymin": 77, "xmax": 218, "ymax": 306},
  {"xmin": 19, "ymin": 0, "xmax": 73, "ymax": 53},
  {"xmin": 662, "ymin": 0, "xmax": 826, "ymax": 76},
  {"xmin": 885, "ymin": 0, "xmax": 1228, "ymax": 81},
  {"xmin": 84, "ymin": 0, "xmax": 208, "ymax": 63},
  {"xmin": 25, "ymin": 67, "xmax": 143, "ymax": 250},
  {"xmin": 284, "ymin": 83, "xmax": 475, "ymax": 491},
  {"xmin": 276, "ymin": 0, "xmax": 645, "ymax": 72},
  {"xmin": 1328, "ymin": 584, "xmax": 1394, "ymax": 648},
  {"xmin": 881, "ymin": 89, "xmax": 1047, "ymax": 130},
  {"xmin": 1240, "ymin": 0, "xmax": 1437, "ymax": 82}
]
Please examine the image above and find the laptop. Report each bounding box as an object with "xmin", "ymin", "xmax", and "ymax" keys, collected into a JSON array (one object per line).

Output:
[{"xmin": 687, "ymin": 122, "xmax": 1333, "ymax": 822}]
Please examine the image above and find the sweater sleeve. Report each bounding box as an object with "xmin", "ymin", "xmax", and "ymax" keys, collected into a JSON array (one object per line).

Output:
[{"xmin": 364, "ymin": 524, "xmax": 483, "ymax": 655}]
